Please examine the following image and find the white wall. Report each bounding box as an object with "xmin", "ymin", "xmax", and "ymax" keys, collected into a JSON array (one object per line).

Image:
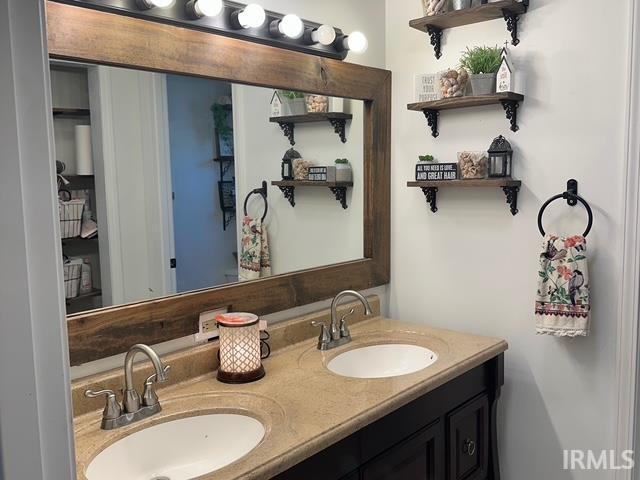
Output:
[
  {"xmin": 167, "ymin": 75, "xmax": 238, "ymax": 290},
  {"xmin": 233, "ymin": 86, "xmax": 365, "ymax": 275},
  {"xmin": 0, "ymin": 1, "xmax": 75, "ymax": 478},
  {"xmin": 385, "ymin": 0, "xmax": 631, "ymax": 478}
]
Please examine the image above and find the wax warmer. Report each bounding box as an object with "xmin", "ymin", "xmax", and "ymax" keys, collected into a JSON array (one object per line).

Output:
[{"xmin": 216, "ymin": 313, "xmax": 265, "ymax": 384}]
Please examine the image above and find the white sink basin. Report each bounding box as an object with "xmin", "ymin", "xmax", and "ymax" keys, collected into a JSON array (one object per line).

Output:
[
  {"xmin": 327, "ymin": 344, "xmax": 438, "ymax": 379},
  {"xmin": 85, "ymin": 414, "xmax": 265, "ymax": 480}
]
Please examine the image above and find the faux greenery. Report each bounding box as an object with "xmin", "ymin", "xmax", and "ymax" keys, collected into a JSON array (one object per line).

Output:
[
  {"xmin": 280, "ymin": 90, "xmax": 305, "ymax": 100},
  {"xmin": 335, "ymin": 158, "xmax": 349, "ymax": 164},
  {"xmin": 418, "ymin": 154, "xmax": 435, "ymax": 162},
  {"xmin": 211, "ymin": 104, "xmax": 233, "ymax": 143},
  {"xmin": 459, "ymin": 46, "xmax": 502, "ymax": 75}
]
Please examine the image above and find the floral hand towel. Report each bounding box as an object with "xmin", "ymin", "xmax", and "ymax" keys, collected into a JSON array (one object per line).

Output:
[
  {"xmin": 239, "ymin": 216, "xmax": 271, "ymax": 281},
  {"xmin": 535, "ymin": 235, "xmax": 590, "ymax": 337}
]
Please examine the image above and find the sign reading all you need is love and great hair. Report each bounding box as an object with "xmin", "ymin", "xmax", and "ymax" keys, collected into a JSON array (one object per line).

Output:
[{"xmin": 416, "ymin": 162, "xmax": 458, "ymax": 181}]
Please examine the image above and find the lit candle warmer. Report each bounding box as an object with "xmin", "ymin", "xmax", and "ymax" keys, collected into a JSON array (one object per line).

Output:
[{"xmin": 216, "ymin": 313, "xmax": 265, "ymax": 384}]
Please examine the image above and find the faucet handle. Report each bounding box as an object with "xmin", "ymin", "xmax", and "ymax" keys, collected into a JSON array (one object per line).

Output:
[
  {"xmin": 142, "ymin": 365, "xmax": 171, "ymax": 407},
  {"xmin": 311, "ymin": 321, "xmax": 331, "ymax": 349},
  {"xmin": 339, "ymin": 308, "xmax": 355, "ymax": 339},
  {"xmin": 85, "ymin": 389, "xmax": 121, "ymax": 420}
]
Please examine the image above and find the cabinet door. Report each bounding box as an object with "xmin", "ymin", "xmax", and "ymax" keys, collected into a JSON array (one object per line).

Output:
[
  {"xmin": 447, "ymin": 394, "xmax": 489, "ymax": 480},
  {"xmin": 361, "ymin": 420, "xmax": 444, "ymax": 480}
]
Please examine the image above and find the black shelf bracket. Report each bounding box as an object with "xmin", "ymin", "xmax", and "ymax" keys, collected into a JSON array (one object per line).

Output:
[
  {"xmin": 426, "ymin": 26, "xmax": 443, "ymax": 59},
  {"xmin": 501, "ymin": 100, "xmax": 520, "ymax": 132},
  {"xmin": 503, "ymin": 9, "xmax": 523, "ymax": 46},
  {"xmin": 502, "ymin": 186, "xmax": 520, "ymax": 215},
  {"xmin": 328, "ymin": 118, "xmax": 348, "ymax": 143},
  {"xmin": 278, "ymin": 122, "xmax": 295, "ymax": 146},
  {"xmin": 278, "ymin": 186, "xmax": 296, "ymax": 207},
  {"xmin": 423, "ymin": 109, "xmax": 440, "ymax": 138},
  {"xmin": 330, "ymin": 187, "xmax": 349, "ymax": 209},
  {"xmin": 421, "ymin": 187, "xmax": 439, "ymax": 213}
]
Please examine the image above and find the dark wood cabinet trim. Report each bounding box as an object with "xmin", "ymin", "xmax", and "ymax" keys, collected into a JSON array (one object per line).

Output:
[{"xmin": 45, "ymin": 1, "xmax": 391, "ymax": 366}]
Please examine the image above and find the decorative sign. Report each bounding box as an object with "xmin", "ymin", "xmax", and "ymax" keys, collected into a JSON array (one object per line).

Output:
[
  {"xmin": 414, "ymin": 73, "xmax": 441, "ymax": 102},
  {"xmin": 309, "ymin": 166, "xmax": 337, "ymax": 182},
  {"xmin": 415, "ymin": 162, "xmax": 458, "ymax": 181}
]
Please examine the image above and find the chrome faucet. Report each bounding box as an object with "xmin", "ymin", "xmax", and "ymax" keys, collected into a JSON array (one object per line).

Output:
[
  {"xmin": 85, "ymin": 344, "xmax": 170, "ymax": 430},
  {"xmin": 313, "ymin": 290, "xmax": 373, "ymax": 350}
]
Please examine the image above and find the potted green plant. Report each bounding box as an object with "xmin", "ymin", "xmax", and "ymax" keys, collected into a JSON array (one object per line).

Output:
[
  {"xmin": 418, "ymin": 154, "xmax": 436, "ymax": 163},
  {"xmin": 279, "ymin": 90, "xmax": 306, "ymax": 115},
  {"xmin": 212, "ymin": 103, "xmax": 234, "ymax": 156},
  {"xmin": 459, "ymin": 46, "xmax": 502, "ymax": 96},
  {"xmin": 335, "ymin": 158, "xmax": 352, "ymax": 182}
]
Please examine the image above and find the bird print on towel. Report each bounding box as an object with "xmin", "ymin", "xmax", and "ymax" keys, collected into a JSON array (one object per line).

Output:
[
  {"xmin": 569, "ymin": 270, "xmax": 585, "ymax": 306},
  {"xmin": 541, "ymin": 242, "xmax": 567, "ymax": 261}
]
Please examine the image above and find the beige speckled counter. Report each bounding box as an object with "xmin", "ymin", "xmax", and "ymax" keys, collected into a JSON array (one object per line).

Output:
[{"xmin": 73, "ymin": 314, "xmax": 507, "ymax": 480}]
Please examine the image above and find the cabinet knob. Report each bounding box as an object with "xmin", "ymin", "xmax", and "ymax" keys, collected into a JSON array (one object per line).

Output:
[{"xmin": 463, "ymin": 438, "xmax": 476, "ymax": 456}]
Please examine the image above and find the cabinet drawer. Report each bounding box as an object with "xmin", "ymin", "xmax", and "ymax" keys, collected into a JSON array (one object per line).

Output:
[{"xmin": 447, "ymin": 394, "xmax": 489, "ymax": 480}]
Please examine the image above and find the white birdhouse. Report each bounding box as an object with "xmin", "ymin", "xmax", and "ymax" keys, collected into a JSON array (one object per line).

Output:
[
  {"xmin": 496, "ymin": 46, "xmax": 515, "ymax": 93},
  {"xmin": 270, "ymin": 90, "xmax": 284, "ymax": 117}
]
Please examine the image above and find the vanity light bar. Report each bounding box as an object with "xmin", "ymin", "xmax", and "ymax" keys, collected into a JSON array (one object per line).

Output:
[{"xmin": 55, "ymin": 0, "xmax": 368, "ymax": 60}]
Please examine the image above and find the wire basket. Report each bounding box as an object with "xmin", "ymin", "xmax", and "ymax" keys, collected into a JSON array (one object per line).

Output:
[
  {"xmin": 63, "ymin": 260, "xmax": 82, "ymax": 299},
  {"xmin": 59, "ymin": 199, "xmax": 85, "ymax": 239}
]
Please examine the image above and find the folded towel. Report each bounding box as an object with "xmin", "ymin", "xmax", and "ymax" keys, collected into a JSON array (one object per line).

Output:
[
  {"xmin": 535, "ymin": 235, "xmax": 590, "ymax": 337},
  {"xmin": 239, "ymin": 215, "xmax": 271, "ymax": 281}
]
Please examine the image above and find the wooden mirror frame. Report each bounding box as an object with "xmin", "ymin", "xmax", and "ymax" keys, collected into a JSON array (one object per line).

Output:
[{"xmin": 46, "ymin": 1, "xmax": 390, "ymax": 366}]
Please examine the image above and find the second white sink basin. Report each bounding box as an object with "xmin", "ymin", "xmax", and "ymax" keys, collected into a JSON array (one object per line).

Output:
[
  {"xmin": 327, "ymin": 344, "xmax": 438, "ymax": 379},
  {"xmin": 85, "ymin": 414, "xmax": 265, "ymax": 480}
]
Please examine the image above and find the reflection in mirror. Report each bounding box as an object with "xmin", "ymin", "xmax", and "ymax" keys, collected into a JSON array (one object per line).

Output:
[{"xmin": 51, "ymin": 61, "xmax": 364, "ymax": 316}]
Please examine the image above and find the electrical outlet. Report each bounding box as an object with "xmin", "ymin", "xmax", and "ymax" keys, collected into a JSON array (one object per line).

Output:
[{"xmin": 194, "ymin": 307, "xmax": 227, "ymax": 343}]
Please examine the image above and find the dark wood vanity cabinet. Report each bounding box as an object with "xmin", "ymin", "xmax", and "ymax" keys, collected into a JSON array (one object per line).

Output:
[{"xmin": 273, "ymin": 354, "xmax": 503, "ymax": 480}]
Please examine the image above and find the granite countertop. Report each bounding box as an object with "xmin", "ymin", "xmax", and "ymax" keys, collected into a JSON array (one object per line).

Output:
[{"xmin": 73, "ymin": 315, "xmax": 507, "ymax": 480}]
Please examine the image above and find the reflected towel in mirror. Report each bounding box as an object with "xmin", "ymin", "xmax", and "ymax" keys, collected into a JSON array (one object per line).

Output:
[{"xmin": 239, "ymin": 216, "xmax": 271, "ymax": 281}]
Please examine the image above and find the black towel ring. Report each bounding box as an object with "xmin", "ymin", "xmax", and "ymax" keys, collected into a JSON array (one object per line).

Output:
[
  {"xmin": 243, "ymin": 181, "xmax": 268, "ymax": 223},
  {"xmin": 537, "ymin": 179, "xmax": 593, "ymax": 238}
]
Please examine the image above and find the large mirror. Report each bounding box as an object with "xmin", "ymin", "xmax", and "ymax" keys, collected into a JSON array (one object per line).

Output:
[
  {"xmin": 47, "ymin": 1, "xmax": 389, "ymax": 366},
  {"xmin": 51, "ymin": 61, "xmax": 365, "ymax": 315}
]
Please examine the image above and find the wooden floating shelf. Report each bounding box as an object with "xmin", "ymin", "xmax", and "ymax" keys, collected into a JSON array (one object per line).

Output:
[
  {"xmin": 410, "ymin": 0, "xmax": 529, "ymax": 58},
  {"xmin": 407, "ymin": 93, "xmax": 524, "ymax": 137},
  {"xmin": 53, "ymin": 107, "xmax": 91, "ymax": 118},
  {"xmin": 407, "ymin": 178, "xmax": 522, "ymax": 215},
  {"xmin": 272, "ymin": 180, "xmax": 354, "ymax": 209},
  {"xmin": 269, "ymin": 113, "xmax": 353, "ymax": 146}
]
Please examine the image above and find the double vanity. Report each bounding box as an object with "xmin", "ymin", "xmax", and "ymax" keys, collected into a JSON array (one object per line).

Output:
[{"xmin": 74, "ymin": 296, "xmax": 507, "ymax": 480}]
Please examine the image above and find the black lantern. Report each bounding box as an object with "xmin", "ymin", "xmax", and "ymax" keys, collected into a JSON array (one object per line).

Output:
[
  {"xmin": 281, "ymin": 148, "xmax": 301, "ymax": 180},
  {"xmin": 487, "ymin": 135, "xmax": 513, "ymax": 178}
]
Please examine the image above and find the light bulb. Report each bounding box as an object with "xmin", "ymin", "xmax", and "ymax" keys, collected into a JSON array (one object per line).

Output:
[
  {"xmin": 237, "ymin": 4, "xmax": 266, "ymax": 28},
  {"xmin": 194, "ymin": 0, "xmax": 223, "ymax": 17},
  {"xmin": 311, "ymin": 25, "xmax": 336, "ymax": 46},
  {"xmin": 344, "ymin": 31, "xmax": 368, "ymax": 54},
  {"xmin": 278, "ymin": 14, "xmax": 304, "ymax": 39}
]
